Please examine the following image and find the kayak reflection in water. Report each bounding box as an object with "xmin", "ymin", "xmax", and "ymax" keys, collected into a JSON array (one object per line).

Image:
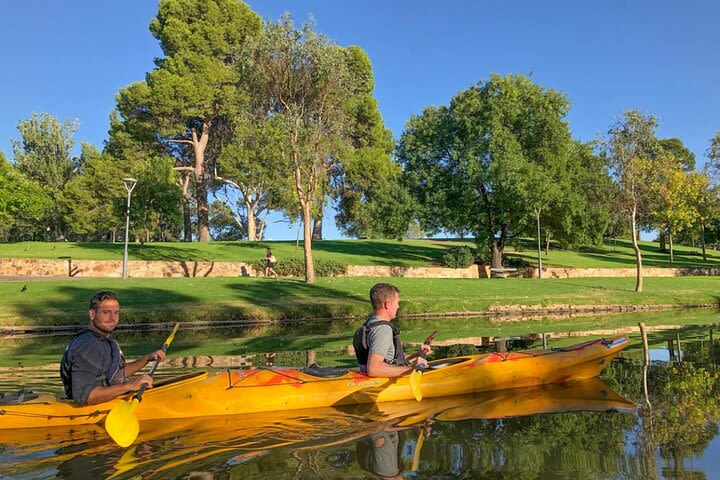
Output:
[{"xmin": 356, "ymin": 418, "xmax": 433, "ymax": 479}]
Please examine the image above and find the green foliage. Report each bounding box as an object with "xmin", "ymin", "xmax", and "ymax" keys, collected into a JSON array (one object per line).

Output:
[
  {"xmin": 61, "ymin": 143, "xmax": 125, "ymax": 239},
  {"xmin": 215, "ymin": 115, "xmax": 291, "ymax": 241},
  {"xmin": 10, "ymin": 112, "xmax": 79, "ymax": 240},
  {"xmin": 146, "ymin": 0, "xmax": 262, "ymax": 127},
  {"xmin": 660, "ymin": 137, "xmax": 696, "ymax": 172},
  {"xmin": 115, "ymin": 0, "xmax": 263, "ymax": 242},
  {"xmin": 251, "ymin": 257, "xmax": 347, "ymax": 277},
  {"xmin": 128, "ymin": 156, "xmax": 184, "ymax": 242},
  {"xmin": 11, "ymin": 112, "xmax": 78, "ymax": 190},
  {"xmin": 439, "ymin": 246, "xmax": 475, "ymax": 268},
  {"xmin": 504, "ymin": 255, "xmax": 531, "ymax": 268},
  {"xmin": 641, "ymin": 363, "xmax": 720, "ymax": 459},
  {"xmin": 243, "ymin": 15, "xmax": 357, "ymax": 281},
  {"xmin": 398, "ymin": 74, "xmax": 575, "ymax": 267},
  {"xmin": 0, "ymin": 153, "xmax": 52, "ymax": 241},
  {"xmin": 334, "ymin": 46, "xmax": 401, "ymax": 239},
  {"xmin": 431, "ymin": 343, "xmax": 477, "ymax": 357},
  {"xmin": 208, "ymin": 199, "xmax": 245, "ymax": 240}
]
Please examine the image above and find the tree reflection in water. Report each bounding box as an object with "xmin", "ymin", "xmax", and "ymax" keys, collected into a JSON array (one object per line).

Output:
[{"xmin": 3, "ymin": 326, "xmax": 720, "ymax": 479}]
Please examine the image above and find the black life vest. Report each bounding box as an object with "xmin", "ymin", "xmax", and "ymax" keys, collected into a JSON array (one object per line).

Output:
[{"xmin": 353, "ymin": 317, "xmax": 408, "ymax": 371}]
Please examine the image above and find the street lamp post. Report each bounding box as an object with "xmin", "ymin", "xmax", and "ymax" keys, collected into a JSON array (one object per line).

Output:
[{"xmin": 122, "ymin": 178, "xmax": 137, "ymax": 280}]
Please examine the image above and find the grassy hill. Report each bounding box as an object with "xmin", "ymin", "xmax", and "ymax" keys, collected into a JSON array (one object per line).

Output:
[{"xmin": 0, "ymin": 238, "xmax": 719, "ymax": 268}]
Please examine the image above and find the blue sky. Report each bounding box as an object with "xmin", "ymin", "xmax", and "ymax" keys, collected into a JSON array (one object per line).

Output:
[{"xmin": 1, "ymin": 1, "xmax": 718, "ymax": 240}]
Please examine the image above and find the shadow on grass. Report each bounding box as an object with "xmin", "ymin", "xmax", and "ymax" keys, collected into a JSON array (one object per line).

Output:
[
  {"xmin": 309, "ymin": 240, "xmax": 445, "ymax": 266},
  {"xmin": 71, "ymin": 242, "xmax": 224, "ymax": 262}
]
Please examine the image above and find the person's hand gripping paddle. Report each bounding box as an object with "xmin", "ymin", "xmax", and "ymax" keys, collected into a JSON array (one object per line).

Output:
[
  {"xmin": 408, "ymin": 331, "xmax": 437, "ymax": 401},
  {"xmin": 105, "ymin": 322, "xmax": 180, "ymax": 447}
]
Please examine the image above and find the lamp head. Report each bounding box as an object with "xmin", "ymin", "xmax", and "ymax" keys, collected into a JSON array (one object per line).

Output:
[{"xmin": 122, "ymin": 177, "xmax": 138, "ymax": 193}]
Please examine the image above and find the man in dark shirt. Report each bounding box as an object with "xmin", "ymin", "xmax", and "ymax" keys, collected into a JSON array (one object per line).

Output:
[{"xmin": 60, "ymin": 291, "xmax": 166, "ymax": 406}]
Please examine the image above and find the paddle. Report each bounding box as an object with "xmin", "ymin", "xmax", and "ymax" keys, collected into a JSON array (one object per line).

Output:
[
  {"xmin": 411, "ymin": 416, "xmax": 433, "ymax": 471},
  {"xmin": 408, "ymin": 330, "xmax": 437, "ymax": 402},
  {"xmin": 105, "ymin": 322, "xmax": 180, "ymax": 447},
  {"xmin": 411, "ymin": 427, "xmax": 425, "ymax": 471}
]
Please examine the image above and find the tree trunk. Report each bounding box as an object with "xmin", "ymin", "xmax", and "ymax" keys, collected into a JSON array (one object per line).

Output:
[
  {"xmin": 312, "ymin": 217, "xmax": 323, "ymax": 240},
  {"xmin": 701, "ymin": 222, "xmax": 707, "ymax": 262},
  {"xmin": 257, "ymin": 219, "xmax": 266, "ymax": 241},
  {"xmin": 490, "ymin": 241, "xmax": 503, "ymax": 268},
  {"xmin": 246, "ymin": 200, "xmax": 257, "ymax": 241},
  {"xmin": 302, "ymin": 202, "xmax": 315, "ymax": 283},
  {"xmin": 535, "ymin": 210, "xmax": 542, "ymax": 278},
  {"xmin": 196, "ymin": 180, "xmax": 210, "ymax": 242},
  {"xmin": 631, "ymin": 204, "xmax": 643, "ymax": 292},
  {"xmin": 668, "ymin": 232, "xmax": 674, "ymax": 263},
  {"xmin": 545, "ymin": 234, "xmax": 551, "ymax": 256},
  {"xmin": 192, "ymin": 120, "xmax": 211, "ymax": 243},
  {"xmin": 658, "ymin": 230, "xmax": 666, "ymax": 252},
  {"xmin": 183, "ymin": 199, "xmax": 192, "ymax": 242}
]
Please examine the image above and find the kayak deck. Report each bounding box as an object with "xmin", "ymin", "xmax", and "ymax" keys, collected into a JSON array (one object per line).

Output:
[{"xmin": 0, "ymin": 337, "xmax": 629, "ymax": 429}]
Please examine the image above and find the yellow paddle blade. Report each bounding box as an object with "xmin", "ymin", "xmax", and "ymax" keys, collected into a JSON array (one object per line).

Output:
[
  {"xmin": 409, "ymin": 369, "xmax": 423, "ymax": 401},
  {"xmin": 411, "ymin": 429, "xmax": 425, "ymax": 471},
  {"xmin": 105, "ymin": 397, "xmax": 140, "ymax": 448},
  {"xmin": 164, "ymin": 322, "xmax": 180, "ymax": 348}
]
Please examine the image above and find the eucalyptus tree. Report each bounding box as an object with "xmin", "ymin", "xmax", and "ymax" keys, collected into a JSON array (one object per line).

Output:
[
  {"xmin": 708, "ymin": 131, "xmax": 720, "ymax": 181},
  {"xmin": 116, "ymin": 0, "xmax": 262, "ymax": 242},
  {"xmin": 0, "ymin": 152, "xmax": 51, "ymax": 241},
  {"xmin": 651, "ymin": 159, "xmax": 704, "ymax": 263},
  {"xmin": 398, "ymin": 74, "xmax": 575, "ymax": 268},
  {"xmin": 215, "ymin": 114, "xmax": 290, "ymax": 241},
  {"xmin": 104, "ymin": 112, "xmax": 184, "ymax": 242},
  {"xmin": 243, "ymin": 16, "xmax": 355, "ymax": 283},
  {"xmin": 333, "ymin": 46, "xmax": 407, "ymax": 239},
  {"xmin": 11, "ymin": 112, "xmax": 79, "ymax": 240},
  {"xmin": 61, "ymin": 143, "xmax": 125, "ymax": 240},
  {"xmin": 603, "ymin": 110, "xmax": 662, "ymax": 292}
]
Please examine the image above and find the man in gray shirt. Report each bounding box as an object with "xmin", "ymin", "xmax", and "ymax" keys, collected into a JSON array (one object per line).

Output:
[
  {"xmin": 60, "ymin": 291, "xmax": 166, "ymax": 406},
  {"xmin": 354, "ymin": 283, "xmax": 430, "ymax": 377}
]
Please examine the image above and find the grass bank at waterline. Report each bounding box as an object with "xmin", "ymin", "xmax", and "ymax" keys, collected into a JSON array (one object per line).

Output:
[
  {"xmin": 1, "ymin": 238, "xmax": 719, "ymax": 268},
  {"xmin": 1, "ymin": 276, "xmax": 718, "ymax": 327},
  {"xmin": 0, "ymin": 309, "xmax": 717, "ymax": 368}
]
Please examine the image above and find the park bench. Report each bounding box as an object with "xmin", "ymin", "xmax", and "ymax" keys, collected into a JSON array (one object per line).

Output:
[{"xmin": 490, "ymin": 267, "xmax": 521, "ymax": 278}]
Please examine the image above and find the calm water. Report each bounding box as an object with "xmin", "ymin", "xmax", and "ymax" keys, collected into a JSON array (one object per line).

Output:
[{"xmin": 1, "ymin": 318, "xmax": 720, "ymax": 479}]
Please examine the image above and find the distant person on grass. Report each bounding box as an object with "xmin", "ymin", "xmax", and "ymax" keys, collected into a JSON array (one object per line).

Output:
[
  {"xmin": 354, "ymin": 283, "xmax": 431, "ymax": 377},
  {"xmin": 264, "ymin": 248, "xmax": 278, "ymax": 278},
  {"xmin": 60, "ymin": 291, "xmax": 166, "ymax": 406}
]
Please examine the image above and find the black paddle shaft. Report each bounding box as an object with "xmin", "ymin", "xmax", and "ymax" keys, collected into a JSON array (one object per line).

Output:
[
  {"xmin": 419, "ymin": 330, "xmax": 438, "ymax": 359},
  {"xmin": 134, "ymin": 341, "xmax": 172, "ymax": 402},
  {"xmin": 415, "ymin": 330, "xmax": 438, "ymax": 371}
]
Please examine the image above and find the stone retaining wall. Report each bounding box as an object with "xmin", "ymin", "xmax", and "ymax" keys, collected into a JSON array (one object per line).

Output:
[
  {"xmin": 0, "ymin": 257, "xmax": 257, "ymax": 278},
  {"xmin": 1, "ymin": 257, "xmax": 718, "ymax": 279},
  {"xmin": 535, "ymin": 266, "xmax": 720, "ymax": 278},
  {"xmin": 345, "ymin": 264, "xmax": 481, "ymax": 279}
]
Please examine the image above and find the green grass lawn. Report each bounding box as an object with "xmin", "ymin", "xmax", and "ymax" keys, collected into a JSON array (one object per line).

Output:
[
  {"xmin": 1, "ymin": 238, "xmax": 719, "ymax": 268},
  {"xmin": 510, "ymin": 238, "xmax": 720, "ymax": 268},
  {"xmin": 0, "ymin": 239, "xmax": 469, "ymax": 267},
  {"xmin": 1, "ymin": 275, "xmax": 718, "ymax": 327}
]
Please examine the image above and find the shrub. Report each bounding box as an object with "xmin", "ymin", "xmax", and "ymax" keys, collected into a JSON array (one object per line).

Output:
[
  {"xmin": 440, "ymin": 246, "xmax": 475, "ymax": 268},
  {"xmin": 431, "ymin": 344, "xmax": 478, "ymax": 358},
  {"xmin": 504, "ymin": 256, "xmax": 530, "ymax": 268},
  {"xmin": 251, "ymin": 258, "xmax": 347, "ymax": 277}
]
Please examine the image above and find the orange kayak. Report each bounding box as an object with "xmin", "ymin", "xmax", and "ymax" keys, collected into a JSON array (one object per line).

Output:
[{"xmin": 0, "ymin": 337, "xmax": 628, "ymax": 429}]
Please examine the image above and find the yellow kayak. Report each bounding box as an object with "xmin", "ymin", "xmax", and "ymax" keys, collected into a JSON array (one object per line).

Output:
[
  {"xmin": 0, "ymin": 377, "xmax": 632, "ymax": 477},
  {"xmin": 0, "ymin": 337, "xmax": 628, "ymax": 430}
]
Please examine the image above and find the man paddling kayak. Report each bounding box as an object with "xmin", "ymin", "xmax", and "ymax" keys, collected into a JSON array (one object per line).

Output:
[
  {"xmin": 60, "ymin": 291, "xmax": 166, "ymax": 406},
  {"xmin": 354, "ymin": 283, "xmax": 431, "ymax": 377}
]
